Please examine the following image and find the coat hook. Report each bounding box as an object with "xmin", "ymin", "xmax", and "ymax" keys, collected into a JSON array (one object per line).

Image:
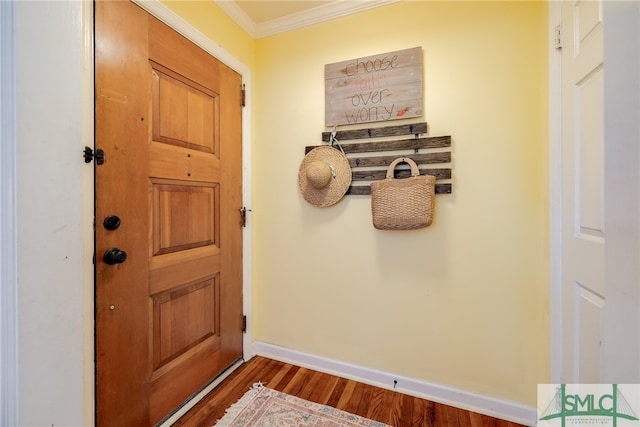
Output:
[
  {"xmin": 355, "ymin": 158, "xmax": 361, "ymax": 167},
  {"xmin": 367, "ymin": 129, "xmax": 372, "ymax": 137}
]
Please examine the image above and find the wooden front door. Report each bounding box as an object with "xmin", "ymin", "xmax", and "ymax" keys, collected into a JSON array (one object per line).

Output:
[{"xmin": 95, "ymin": 1, "xmax": 244, "ymax": 425}]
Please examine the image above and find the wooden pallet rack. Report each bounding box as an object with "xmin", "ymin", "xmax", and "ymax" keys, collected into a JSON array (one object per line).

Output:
[{"xmin": 305, "ymin": 122, "xmax": 452, "ymax": 196}]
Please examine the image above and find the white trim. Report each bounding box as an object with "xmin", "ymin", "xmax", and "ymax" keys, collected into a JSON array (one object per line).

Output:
[
  {"xmin": 214, "ymin": 0, "xmax": 400, "ymax": 39},
  {"xmin": 253, "ymin": 342, "xmax": 537, "ymax": 426},
  {"xmin": 81, "ymin": 1, "xmax": 95, "ymax": 424},
  {"xmin": 131, "ymin": 0, "xmax": 255, "ymax": 368},
  {"xmin": 212, "ymin": 0, "xmax": 256, "ymax": 37},
  {"xmin": 0, "ymin": 1, "xmax": 19, "ymax": 425},
  {"xmin": 548, "ymin": 0, "xmax": 563, "ymax": 384},
  {"xmin": 242, "ymin": 132, "xmax": 253, "ymax": 362}
]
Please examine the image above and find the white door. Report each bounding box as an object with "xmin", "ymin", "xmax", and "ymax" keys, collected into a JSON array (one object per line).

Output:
[
  {"xmin": 561, "ymin": 0, "xmax": 605, "ymax": 383},
  {"xmin": 560, "ymin": 0, "xmax": 640, "ymax": 384}
]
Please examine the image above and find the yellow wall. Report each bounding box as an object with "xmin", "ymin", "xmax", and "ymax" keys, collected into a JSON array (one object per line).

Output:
[
  {"xmin": 163, "ymin": 0, "xmax": 549, "ymax": 407},
  {"xmin": 253, "ymin": 1, "xmax": 549, "ymax": 406}
]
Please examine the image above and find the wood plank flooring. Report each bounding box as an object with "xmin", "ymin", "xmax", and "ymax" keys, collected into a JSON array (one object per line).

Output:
[{"xmin": 172, "ymin": 356, "xmax": 526, "ymax": 427}]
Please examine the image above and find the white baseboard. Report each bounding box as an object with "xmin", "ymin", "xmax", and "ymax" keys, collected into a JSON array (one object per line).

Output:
[{"xmin": 252, "ymin": 342, "xmax": 537, "ymax": 426}]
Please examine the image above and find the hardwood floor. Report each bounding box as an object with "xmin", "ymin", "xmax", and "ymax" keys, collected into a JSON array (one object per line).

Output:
[{"xmin": 172, "ymin": 356, "xmax": 526, "ymax": 427}]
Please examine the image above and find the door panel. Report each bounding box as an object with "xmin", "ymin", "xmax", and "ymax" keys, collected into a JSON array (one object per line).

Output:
[
  {"xmin": 153, "ymin": 278, "xmax": 220, "ymax": 369},
  {"xmin": 575, "ymin": 284, "xmax": 604, "ymax": 383},
  {"xmin": 95, "ymin": 1, "xmax": 243, "ymax": 425},
  {"xmin": 561, "ymin": 0, "xmax": 605, "ymax": 383},
  {"xmin": 152, "ymin": 65, "xmax": 218, "ymax": 153},
  {"xmin": 152, "ymin": 183, "xmax": 217, "ymax": 254}
]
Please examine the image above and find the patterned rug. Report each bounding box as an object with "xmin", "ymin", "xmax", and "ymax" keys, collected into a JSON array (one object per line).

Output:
[{"xmin": 214, "ymin": 383, "xmax": 390, "ymax": 426}]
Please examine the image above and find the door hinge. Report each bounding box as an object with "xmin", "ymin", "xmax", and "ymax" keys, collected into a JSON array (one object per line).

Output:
[
  {"xmin": 84, "ymin": 146, "xmax": 105, "ymax": 165},
  {"xmin": 240, "ymin": 206, "xmax": 251, "ymax": 228},
  {"xmin": 242, "ymin": 315, "xmax": 247, "ymax": 333},
  {"xmin": 241, "ymin": 84, "xmax": 246, "ymax": 107},
  {"xmin": 554, "ymin": 25, "xmax": 562, "ymax": 50}
]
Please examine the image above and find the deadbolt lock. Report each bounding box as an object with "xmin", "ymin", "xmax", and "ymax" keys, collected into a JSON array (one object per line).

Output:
[{"xmin": 103, "ymin": 215, "xmax": 121, "ymax": 231}]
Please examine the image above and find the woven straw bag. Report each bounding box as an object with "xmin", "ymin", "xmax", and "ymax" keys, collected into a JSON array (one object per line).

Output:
[{"xmin": 370, "ymin": 157, "xmax": 436, "ymax": 230}]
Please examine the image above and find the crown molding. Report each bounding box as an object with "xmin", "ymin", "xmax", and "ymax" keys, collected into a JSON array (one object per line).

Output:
[
  {"xmin": 214, "ymin": 0, "xmax": 400, "ymax": 39},
  {"xmin": 213, "ymin": 0, "xmax": 257, "ymax": 37}
]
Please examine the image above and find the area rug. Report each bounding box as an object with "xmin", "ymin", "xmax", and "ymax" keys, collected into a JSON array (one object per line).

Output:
[{"xmin": 215, "ymin": 383, "xmax": 390, "ymax": 426}]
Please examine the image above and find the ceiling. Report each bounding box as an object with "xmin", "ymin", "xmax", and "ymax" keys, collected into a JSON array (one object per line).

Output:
[
  {"xmin": 233, "ymin": 1, "xmax": 334, "ymax": 24},
  {"xmin": 213, "ymin": 0, "xmax": 399, "ymax": 39}
]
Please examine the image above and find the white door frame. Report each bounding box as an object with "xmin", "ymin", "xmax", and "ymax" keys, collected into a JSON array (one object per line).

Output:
[
  {"xmin": 0, "ymin": 1, "xmax": 19, "ymax": 425},
  {"xmin": 548, "ymin": 0, "xmax": 563, "ymax": 384}
]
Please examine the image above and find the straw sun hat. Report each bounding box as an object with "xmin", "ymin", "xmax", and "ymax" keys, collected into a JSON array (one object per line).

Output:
[{"xmin": 298, "ymin": 145, "xmax": 352, "ymax": 207}]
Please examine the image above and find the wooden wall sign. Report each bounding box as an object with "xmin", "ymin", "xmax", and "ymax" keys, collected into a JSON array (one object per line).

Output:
[{"xmin": 325, "ymin": 47, "xmax": 423, "ymax": 127}]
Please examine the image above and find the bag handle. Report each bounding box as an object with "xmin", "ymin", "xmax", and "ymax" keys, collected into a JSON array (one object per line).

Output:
[{"xmin": 386, "ymin": 157, "xmax": 420, "ymax": 179}]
